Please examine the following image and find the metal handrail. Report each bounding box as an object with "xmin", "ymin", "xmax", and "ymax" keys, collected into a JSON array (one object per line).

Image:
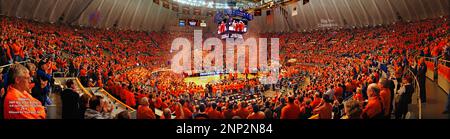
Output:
[
  {"xmin": 406, "ymin": 68, "xmax": 422, "ymax": 119},
  {"xmin": 417, "ymin": 56, "xmax": 434, "ymax": 62},
  {"xmin": 439, "ymin": 59, "xmax": 450, "ymax": 65},
  {"xmin": 0, "ymin": 60, "xmax": 31, "ymax": 68},
  {"xmin": 72, "ymin": 78, "xmax": 94, "ymax": 97},
  {"xmin": 98, "ymin": 89, "xmax": 136, "ymax": 112}
]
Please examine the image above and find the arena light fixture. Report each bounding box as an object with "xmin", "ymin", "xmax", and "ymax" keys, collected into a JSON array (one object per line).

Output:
[
  {"xmin": 172, "ymin": 0, "xmax": 299, "ymax": 10},
  {"xmin": 173, "ymin": 0, "xmax": 233, "ymax": 9}
]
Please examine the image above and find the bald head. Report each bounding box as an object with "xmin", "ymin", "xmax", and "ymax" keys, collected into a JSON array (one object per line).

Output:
[
  {"xmin": 163, "ymin": 108, "xmax": 172, "ymax": 119},
  {"xmin": 367, "ymin": 83, "xmax": 380, "ymax": 97},
  {"xmin": 140, "ymin": 97, "xmax": 149, "ymax": 106}
]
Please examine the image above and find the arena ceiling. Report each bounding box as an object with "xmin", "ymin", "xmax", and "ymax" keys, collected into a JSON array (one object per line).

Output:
[{"xmin": 1, "ymin": 0, "xmax": 449, "ymax": 33}]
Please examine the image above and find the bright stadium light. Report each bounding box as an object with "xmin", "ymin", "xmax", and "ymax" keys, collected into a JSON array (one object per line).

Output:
[
  {"xmin": 173, "ymin": 0, "xmax": 233, "ymax": 9},
  {"xmin": 174, "ymin": 0, "xmax": 207, "ymax": 7}
]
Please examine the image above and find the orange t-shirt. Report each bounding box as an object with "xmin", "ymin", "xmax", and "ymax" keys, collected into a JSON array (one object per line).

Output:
[
  {"xmin": 235, "ymin": 108, "xmax": 250, "ymax": 119},
  {"xmin": 3, "ymin": 86, "xmax": 46, "ymax": 119},
  {"xmin": 314, "ymin": 103, "xmax": 333, "ymax": 119},
  {"xmin": 222, "ymin": 110, "xmax": 235, "ymax": 119},
  {"xmin": 247, "ymin": 112, "xmax": 265, "ymax": 119},
  {"xmin": 280, "ymin": 103, "xmax": 301, "ymax": 119},
  {"xmin": 11, "ymin": 43, "xmax": 21, "ymax": 55},
  {"xmin": 207, "ymin": 110, "xmax": 223, "ymax": 119},
  {"xmin": 362, "ymin": 97, "xmax": 383, "ymax": 119},
  {"xmin": 334, "ymin": 87, "xmax": 344, "ymax": 98},
  {"xmin": 311, "ymin": 98, "xmax": 322, "ymax": 108},
  {"xmin": 137, "ymin": 105, "xmax": 156, "ymax": 119},
  {"xmin": 345, "ymin": 82, "xmax": 353, "ymax": 92},
  {"xmin": 183, "ymin": 107, "xmax": 193, "ymax": 119},
  {"xmin": 79, "ymin": 69, "xmax": 87, "ymax": 77},
  {"xmin": 379, "ymin": 88, "xmax": 391, "ymax": 116},
  {"xmin": 97, "ymin": 79, "xmax": 103, "ymax": 88}
]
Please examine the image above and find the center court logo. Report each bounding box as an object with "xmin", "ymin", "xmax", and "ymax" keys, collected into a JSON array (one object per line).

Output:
[{"xmin": 170, "ymin": 30, "xmax": 280, "ymax": 84}]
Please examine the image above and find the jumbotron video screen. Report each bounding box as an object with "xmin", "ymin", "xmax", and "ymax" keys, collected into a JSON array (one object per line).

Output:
[
  {"xmin": 0, "ymin": 0, "xmax": 449, "ymax": 136},
  {"xmin": 215, "ymin": 8, "xmax": 252, "ymax": 39}
]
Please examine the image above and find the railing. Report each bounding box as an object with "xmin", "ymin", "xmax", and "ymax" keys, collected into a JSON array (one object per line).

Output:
[
  {"xmin": 422, "ymin": 56, "xmax": 435, "ymax": 62},
  {"xmin": 371, "ymin": 60, "xmax": 422, "ymax": 119},
  {"xmin": 406, "ymin": 68, "xmax": 422, "ymax": 119},
  {"xmin": 308, "ymin": 114, "xmax": 319, "ymax": 119},
  {"xmin": 52, "ymin": 71, "xmax": 69, "ymax": 77},
  {"xmin": 437, "ymin": 58, "xmax": 450, "ymax": 94},
  {"xmin": 74, "ymin": 78, "xmax": 94, "ymax": 97},
  {"xmin": 422, "ymin": 56, "xmax": 449, "ymax": 94},
  {"xmin": 421, "ymin": 56, "xmax": 440, "ymax": 68},
  {"xmin": 0, "ymin": 60, "xmax": 31, "ymax": 68},
  {"xmin": 439, "ymin": 59, "xmax": 450, "ymax": 66},
  {"xmin": 98, "ymin": 89, "xmax": 136, "ymax": 112},
  {"xmin": 343, "ymin": 94, "xmax": 354, "ymax": 102}
]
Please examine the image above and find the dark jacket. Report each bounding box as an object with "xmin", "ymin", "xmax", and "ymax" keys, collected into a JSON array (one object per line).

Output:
[
  {"xmin": 399, "ymin": 84, "xmax": 414, "ymax": 105},
  {"xmin": 31, "ymin": 82, "xmax": 50, "ymax": 106},
  {"xmin": 274, "ymin": 103, "xmax": 286, "ymax": 119},
  {"xmin": 396, "ymin": 84, "xmax": 415, "ymax": 116},
  {"xmin": 417, "ymin": 63, "xmax": 427, "ymax": 82},
  {"xmin": 61, "ymin": 88, "xmax": 81, "ymax": 119}
]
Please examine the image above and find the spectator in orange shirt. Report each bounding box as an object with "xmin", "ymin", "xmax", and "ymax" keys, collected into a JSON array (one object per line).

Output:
[
  {"xmin": 235, "ymin": 102, "xmax": 250, "ymax": 119},
  {"xmin": 310, "ymin": 92, "xmax": 322, "ymax": 109},
  {"xmin": 3, "ymin": 64, "xmax": 46, "ymax": 119},
  {"xmin": 161, "ymin": 108, "xmax": 172, "ymax": 119},
  {"xmin": 193, "ymin": 103, "xmax": 209, "ymax": 119},
  {"xmin": 313, "ymin": 94, "xmax": 333, "ymax": 119},
  {"xmin": 334, "ymin": 84, "xmax": 344, "ymax": 101},
  {"xmin": 127, "ymin": 90, "xmax": 136, "ymax": 108},
  {"xmin": 120, "ymin": 83, "xmax": 129, "ymax": 101},
  {"xmin": 222, "ymin": 103, "xmax": 235, "ymax": 119},
  {"xmin": 207, "ymin": 102, "xmax": 223, "ymax": 119},
  {"xmin": 361, "ymin": 83, "xmax": 384, "ymax": 119},
  {"xmin": 180, "ymin": 99, "xmax": 193, "ymax": 119},
  {"xmin": 353, "ymin": 88, "xmax": 364, "ymax": 102},
  {"xmin": 97, "ymin": 76, "xmax": 103, "ymax": 88},
  {"xmin": 247, "ymin": 104, "xmax": 265, "ymax": 119},
  {"xmin": 173, "ymin": 102, "xmax": 185, "ymax": 119},
  {"xmin": 280, "ymin": 96, "xmax": 301, "ymax": 119},
  {"xmin": 137, "ymin": 97, "xmax": 156, "ymax": 119},
  {"xmin": 79, "ymin": 67, "xmax": 88, "ymax": 86},
  {"xmin": 299, "ymin": 99, "xmax": 313, "ymax": 119},
  {"xmin": 205, "ymin": 102, "xmax": 213, "ymax": 114},
  {"xmin": 11, "ymin": 40, "xmax": 23, "ymax": 62},
  {"xmin": 25, "ymin": 63, "xmax": 37, "ymax": 83},
  {"xmin": 378, "ymin": 78, "xmax": 392, "ymax": 119},
  {"xmin": 344, "ymin": 80, "xmax": 354, "ymax": 99}
]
